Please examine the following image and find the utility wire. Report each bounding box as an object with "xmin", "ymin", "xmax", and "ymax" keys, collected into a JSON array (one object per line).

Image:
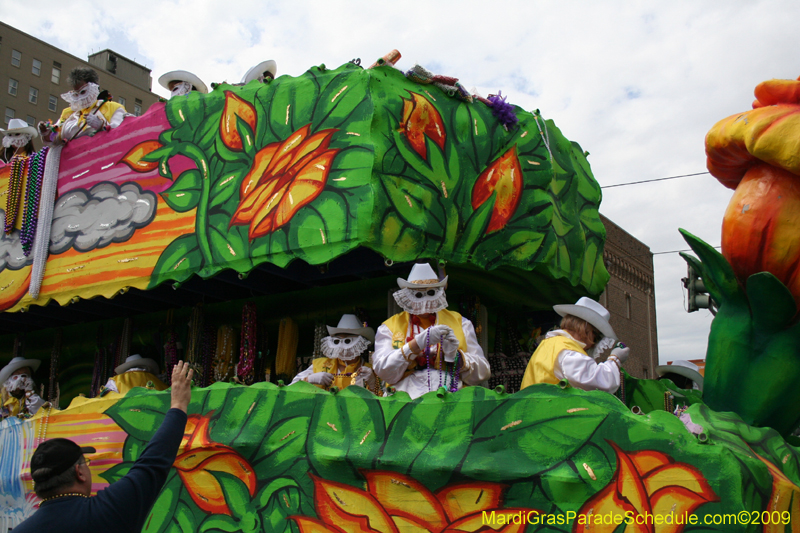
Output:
[
  {"xmin": 601, "ymin": 171, "xmax": 709, "ymax": 189},
  {"xmin": 610, "ymin": 246, "xmax": 722, "ymax": 260}
]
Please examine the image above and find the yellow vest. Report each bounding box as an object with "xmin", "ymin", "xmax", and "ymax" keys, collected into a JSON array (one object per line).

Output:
[
  {"xmin": 520, "ymin": 335, "xmax": 586, "ymax": 389},
  {"xmin": 310, "ymin": 357, "xmax": 371, "ymax": 390},
  {"xmin": 3, "ymin": 396, "xmax": 22, "ymax": 417},
  {"xmin": 110, "ymin": 371, "xmax": 167, "ymax": 395},
  {"xmin": 59, "ymin": 100, "xmax": 125, "ymax": 125},
  {"xmin": 382, "ymin": 309, "xmax": 467, "ymax": 381}
]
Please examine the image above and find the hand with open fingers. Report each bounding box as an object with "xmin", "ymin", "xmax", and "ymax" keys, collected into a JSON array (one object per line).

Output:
[
  {"xmin": 307, "ymin": 372, "xmax": 334, "ymax": 387},
  {"xmin": 85, "ymin": 113, "xmax": 104, "ymax": 130},
  {"xmin": 610, "ymin": 344, "xmax": 630, "ymax": 363},
  {"xmin": 170, "ymin": 361, "xmax": 194, "ymax": 413}
]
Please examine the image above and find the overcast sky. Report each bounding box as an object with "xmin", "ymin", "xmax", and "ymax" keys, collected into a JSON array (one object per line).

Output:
[{"xmin": 2, "ymin": 1, "xmax": 798, "ymax": 363}]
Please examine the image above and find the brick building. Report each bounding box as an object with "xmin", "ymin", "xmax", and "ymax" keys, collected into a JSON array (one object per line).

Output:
[
  {"xmin": 599, "ymin": 215, "xmax": 658, "ymax": 379},
  {"xmin": 0, "ymin": 22, "xmax": 159, "ymax": 138}
]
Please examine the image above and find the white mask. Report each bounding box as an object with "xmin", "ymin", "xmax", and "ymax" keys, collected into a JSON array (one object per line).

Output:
[
  {"xmin": 62, "ymin": 82, "xmax": 100, "ymax": 111},
  {"xmin": 393, "ymin": 286, "xmax": 448, "ymax": 315},
  {"xmin": 5, "ymin": 373, "xmax": 33, "ymax": 393},
  {"xmin": 2, "ymin": 133, "xmax": 31, "ymax": 149},
  {"xmin": 170, "ymin": 81, "xmax": 193, "ymax": 97},
  {"xmin": 320, "ymin": 335, "xmax": 370, "ymax": 361},
  {"xmin": 588, "ymin": 336, "xmax": 616, "ymax": 360}
]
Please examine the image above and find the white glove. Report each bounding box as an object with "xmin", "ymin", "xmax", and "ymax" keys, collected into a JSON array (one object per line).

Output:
[
  {"xmin": 306, "ymin": 372, "xmax": 334, "ymax": 387},
  {"xmin": 414, "ymin": 325, "xmax": 451, "ymax": 351},
  {"xmin": 354, "ymin": 367, "xmax": 375, "ymax": 388},
  {"xmin": 610, "ymin": 344, "xmax": 630, "ymax": 363},
  {"xmin": 440, "ymin": 331, "xmax": 459, "ymax": 361},
  {"xmin": 85, "ymin": 113, "xmax": 104, "ymax": 130}
]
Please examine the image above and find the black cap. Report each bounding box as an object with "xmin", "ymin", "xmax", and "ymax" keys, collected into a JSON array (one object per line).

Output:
[{"xmin": 30, "ymin": 439, "xmax": 96, "ymax": 484}]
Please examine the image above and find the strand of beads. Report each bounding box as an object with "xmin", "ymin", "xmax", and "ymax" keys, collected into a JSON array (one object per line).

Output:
[
  {"xmin": 425, "ymin": 327, "xmax": 432, "ymax": 392},
  {"xmin": 237, "ymin": 303, "xmax": 257, "ymax": 384},
  {"xmin": 36, "ymin": 405, "xmax": 52, "ymax": 446},
  {"xmin": 450, "ymin": 352, "xmax": 461, "ymax": 393},
  {"xmin": 20, "ymin": 147, "xmax": 47, "ymax": 255},
  {"xmin": 615, "ymin": 367, "xmax": 626, "ymax": 405},
  {"xmin": 164, "ymin": 329, "xmax": 178, "ymax": 385},
  {"xmin": 199, "ymin": 324, "xmax": 216, "ymax": 387},
  {"xmin": 5, "ymin": 155, "xmax": 27, "ymax": 234},
  {"xmin": 213, "ymin": 325, "xmax": 234, "ymax": 382},
  {"xmin": 48, "ymin": 328, "xmax": 62, "ymax": 405}
]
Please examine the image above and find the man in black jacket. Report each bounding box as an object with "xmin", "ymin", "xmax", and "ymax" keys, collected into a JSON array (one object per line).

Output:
[{"xmin": 14, "ymin": 361, "xmax": 194, "ymax": 533}]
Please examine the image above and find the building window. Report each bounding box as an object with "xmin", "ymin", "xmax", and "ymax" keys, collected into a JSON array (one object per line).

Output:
[
  {"xmin": 643, "ymin": 368, "xmax": 648, "ymax": 379},
  {"xmin": 52, "ymin": 66, "xmax": 61, "ymax": 84},
  {"xmin": 8, "ymin": 78, "xmax": 18, "ymax": 96},
  {"xmin": 134, "ymin": 98, "xmax": 142, "ymax": 116},
  {"xmin": 29, "ymin": 87, "xmax": 38, "ymax": 104},
  {"xmin": 32, "ymin": 59, "xmax": 41, "ymax": 76},
  {"xmin": 4, "ymin": 108, "xmax": 14, "ymax": 124},
  {"xmin": 48, "ymin": 95, "xmax": 58, "ymax": 112},
  {"xmin": 26, "ymin": 115, "xmax": 35, "ymax": 126},
  {"xmin": 118, "ymin": 96, "xmax": 126, "ymax": 107},
  {"xmin": 11, "ymin": 49, "xmax": 21, "ymax": 67},
  {"xmin": 626, "ymin": 293, "xmax": 632, "ymax": 319}
]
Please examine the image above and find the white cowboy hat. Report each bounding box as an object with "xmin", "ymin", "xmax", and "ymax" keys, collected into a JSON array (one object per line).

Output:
[
  {"xmin": 0, "ymin": 356, "xmax": 41, "ymax": 385},
  {"xmin": 115, "ymin": 354, "xmax": 160, "ymax": 375},
  {"xmin": 553, "ymin": 297, "xmax": 616, "ymax": 340},
  {"xmin": 397, "ymin": 263, "xmax": 448, "ymax": 289},
  {"xmin": 242, "ymin": 60, "xmax": 278, "ymax": 84},
  {"xmin": 1, "ymin": 118, "xmax": 37, "ymax": 138},
  {"xmin": 656, "ymin": 360, "xmax": 704, "ymax": 391},
  {"xmin": 327, "ymin": 314, "xmax": 375, "ymax": 342},
  {"xmin": 158, "ymin": 70, "xmax": 209, "ymax": 94}
]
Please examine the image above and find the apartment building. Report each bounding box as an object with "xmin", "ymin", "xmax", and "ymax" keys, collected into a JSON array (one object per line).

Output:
[{"xmin": 0, "ymin": 22, "xmax": 159, "ymax": 140}]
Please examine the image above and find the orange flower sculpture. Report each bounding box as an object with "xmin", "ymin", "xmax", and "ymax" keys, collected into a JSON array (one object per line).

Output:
[
  {"xmin": 399, "ymin": 92, "xmax": 446, "ymax": 161},
  {"xmin": 705, "ymin": 75, "xmax": 800, "ymax": 307},
  {"xmin": 220, "ymin": 91, "xmax": 257, "ymax": 152},
  {"xmin": 754, "ymin": 453, "xmax": 800, "ymax": 533},
  {"xmin": 290, "ymin": 470, "xmax": 540, "ymax": 533},
  {"xmin": 230, "ymin": 124, "xmax": 339, "ymax": 239},
  {"xmin": 173, "ymin": 414, "xmax": 257, "ymax": 516},
  {"xmin": 574, "ymin": 443, "xmax": 718, "ymax": 533},
  {"xmin": 471, "ymin": 145, "xmax": 524, "ymax": 233}
]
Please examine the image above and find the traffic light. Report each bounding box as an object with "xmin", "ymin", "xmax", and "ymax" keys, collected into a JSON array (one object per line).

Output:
[{"xmin": 682, "ymin": 265, "xmax": 716, "ymax": 314}]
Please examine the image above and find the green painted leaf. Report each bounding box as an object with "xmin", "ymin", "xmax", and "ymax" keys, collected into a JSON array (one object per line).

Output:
[
  {"xmin": 211, "ymin": 471, "xmax": 251, "ymax": 519},
  {"xmin": 98, "ymin": 461, "xmax": 131, "ymax": 484},
  {"xmin": 461, "ymin": 387, "xmax": 607, "ymax": 482},
  {"xmin": 209, "ymin": 167, "xmax": 247, "ymax": 208},
  {"xmin": 142, "ymin": 472, "xmax": 182, "ymax": 533},
  {"xmin": 104, "ymin": 394, "xmax": 169, "ymax": 441},
  {"xmin": 747, "ymin": 272, "xmax": 797, "ymax": 332},
  {"xmin": 148, "ymin": 234, "xmax": 203, "ymax": 289},
  {"xmin": 161, "ymin": 169, "xmax": 202, "ymax": 213},
  {"xmin": 455, "ymin": 192, "xmax": 495, "ymax": 254},
  {"xmin": 379, "ymin": 173, "xmax": 445, "ymax": 237},
  {"xmin": 122, "ymin": 435, "xmax": 146, "ymax": 462}
]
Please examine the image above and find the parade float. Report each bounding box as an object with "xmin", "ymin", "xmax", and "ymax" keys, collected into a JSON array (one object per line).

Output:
[{"xmin": 0, "ymin": 61, "xmax": 798, "ymax": 532}]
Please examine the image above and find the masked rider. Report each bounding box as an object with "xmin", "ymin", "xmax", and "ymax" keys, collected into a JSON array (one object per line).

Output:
[
  {"xmin": 0, "ymin": 356, "xmax": 45, "ymax": 419},
  {"xmin": 291, "ymin": 314, "xmax": 376, "ymax": 392},
  {"xmin": 38, "ymin": 68, "xmax": 127, "ymax": 145},
  {"xmin": 373, "ymin": 263, "xmax": 491, "ymax": 399}
]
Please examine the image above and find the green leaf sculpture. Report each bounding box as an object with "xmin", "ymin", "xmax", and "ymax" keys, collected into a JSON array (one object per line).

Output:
[{"xmin": 680, "ymin": 228, "xmax": 800, "ymax": 435}]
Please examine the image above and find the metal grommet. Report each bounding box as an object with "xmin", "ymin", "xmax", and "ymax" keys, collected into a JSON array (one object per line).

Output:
[{"xmin": 385, "ymin": 258, "xmax": 394, "ymax": 267}]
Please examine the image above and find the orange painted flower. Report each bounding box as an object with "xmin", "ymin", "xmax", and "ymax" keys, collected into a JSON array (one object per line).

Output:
[
  {"xmin": 472, "ymin": 145, "xmax": 523, "ymax": 233},
  {"xmin": 754, "ymin": 452, "xmax": 800, "ymax": 533},
  {"xmin": 705, "ymin": 74, "xmax": 800, "ymax": 306},
  {"xmin": 119, "ymin": 140, "xmax": 163, "ymax": 173},
  {"xmin": 220, "ymin": 91, "xmax": 257, "ymax": 152},
  {"xmin": 173, "ymin": 414, "xmax": 257, "ymax": 516},
  {"xmin": 230, "ymin": 124, "xmax": 338, "ymax": 240},
  {"xmin": 290, "ymin": 470, "xmax": 540, "ymax": 533},
  {"xmin": 574, "ymin": 443, "xmax": 718, "ymax": 533},
  {"xmin": 399, "ymin": 92, "xmax": 446, "ymax": 161}
]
